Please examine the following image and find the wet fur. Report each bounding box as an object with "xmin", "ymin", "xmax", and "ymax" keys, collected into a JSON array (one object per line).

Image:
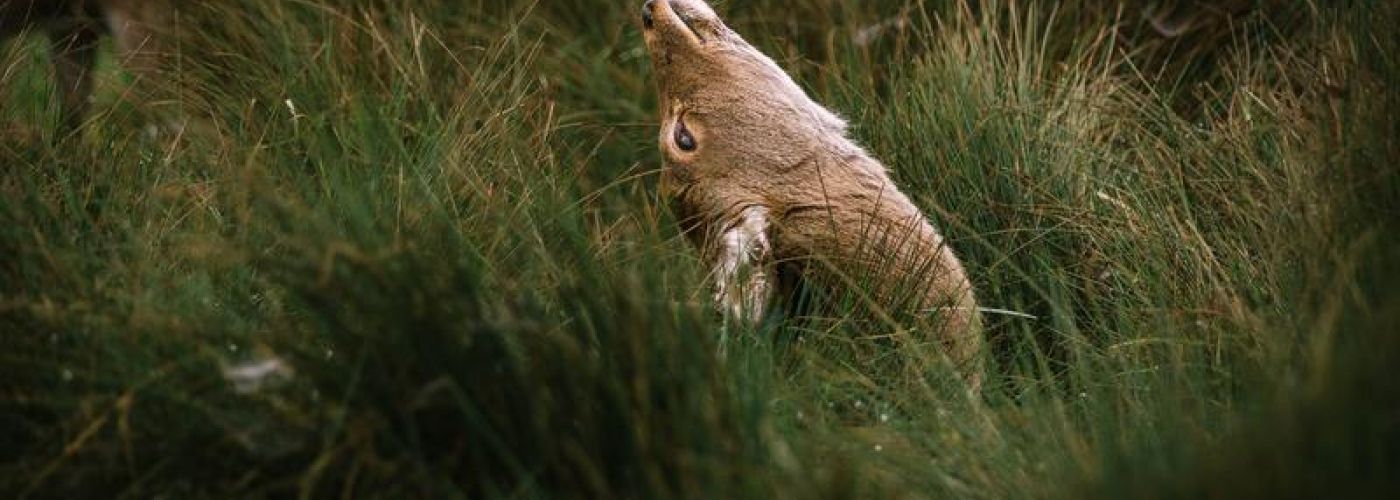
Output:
[{"xmin": 641, "ymin": 0, "xmax": 983, "ymax": 390}]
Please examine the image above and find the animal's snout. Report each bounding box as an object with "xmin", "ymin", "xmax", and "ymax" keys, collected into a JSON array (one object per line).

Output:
[{"xmin": 642, "ymin": 0, "xmax": 656, "ymax": 29}]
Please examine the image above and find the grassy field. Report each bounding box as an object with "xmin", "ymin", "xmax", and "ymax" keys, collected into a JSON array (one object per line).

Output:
[{"xmin": 3, "ymin": 0, "xmax": 1397, "ymax": 497}]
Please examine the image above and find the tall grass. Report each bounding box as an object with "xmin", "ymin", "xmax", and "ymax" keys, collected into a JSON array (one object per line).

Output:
[{"xmin": 2, "ymin": 0, "xmax": 1396, "ymax": 497}]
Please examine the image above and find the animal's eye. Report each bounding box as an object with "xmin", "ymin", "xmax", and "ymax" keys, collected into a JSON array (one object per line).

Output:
[{"xmin": 675, "ymin": 119, "xmax": 697, "ymax": 152}]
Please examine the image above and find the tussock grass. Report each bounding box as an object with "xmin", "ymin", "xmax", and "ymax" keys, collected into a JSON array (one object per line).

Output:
[{"xmin": 2, "ymin": 0, "xmax": 1396, "ymax": 497}]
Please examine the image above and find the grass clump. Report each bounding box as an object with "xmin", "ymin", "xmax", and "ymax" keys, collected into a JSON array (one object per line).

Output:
[{"xmin": 2, "ymin": 0, "xmax": 1396, "ymax": 497}]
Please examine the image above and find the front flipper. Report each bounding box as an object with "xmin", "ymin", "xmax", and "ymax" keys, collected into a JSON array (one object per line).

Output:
[{"xmin": 712, "ymin": 206, "xmax": 774, "ymax": 326}]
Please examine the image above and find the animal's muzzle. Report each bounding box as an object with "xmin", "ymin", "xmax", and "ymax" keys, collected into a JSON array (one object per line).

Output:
[{"xmin": 642, "ymin": 0, "xmax": 657, "ymax": 29}]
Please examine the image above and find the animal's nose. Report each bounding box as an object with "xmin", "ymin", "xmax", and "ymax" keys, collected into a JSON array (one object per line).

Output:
[{"xmin": 642, "ymin": 0, "xmax": 656, "ymax": 29}]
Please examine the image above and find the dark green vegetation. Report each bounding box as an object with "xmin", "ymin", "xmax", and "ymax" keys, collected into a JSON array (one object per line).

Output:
[{"xmin": 3, "ymin": 0, "xmax": 1396, "ymax": 497}]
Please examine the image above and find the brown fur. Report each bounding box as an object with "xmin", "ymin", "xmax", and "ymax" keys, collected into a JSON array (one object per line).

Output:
[
  {"xmin": 1, "ymin": 0, "xmax": 161, "ymax": 130},
  {"xmin": 641, "ymin": 0, "xmax": 983, "ymax": 390}
]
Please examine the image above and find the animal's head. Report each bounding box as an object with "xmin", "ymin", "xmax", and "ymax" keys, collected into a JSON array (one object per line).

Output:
[{"xmin": 640, "ymin": 0, "xmax": 850, "ymax": 180}]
